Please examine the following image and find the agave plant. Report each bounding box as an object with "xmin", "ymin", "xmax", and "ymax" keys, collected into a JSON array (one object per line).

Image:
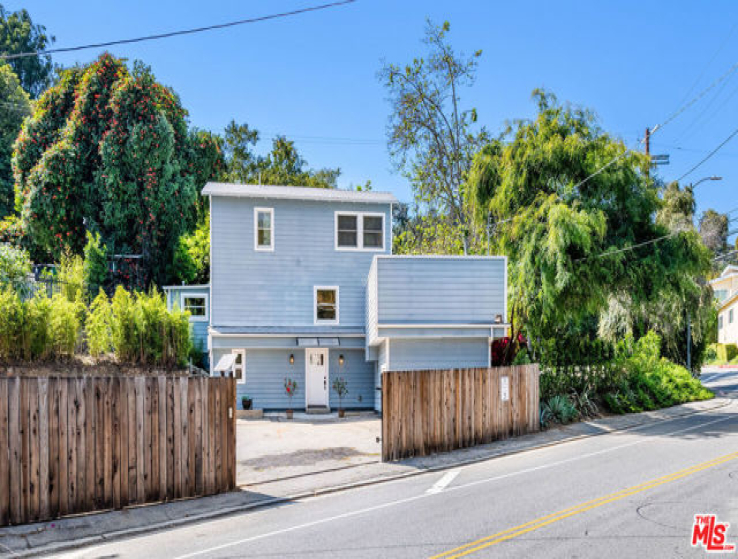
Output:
[{"xmin": 541, "ymin": 395, "xmax": 578, "ymax": 425}]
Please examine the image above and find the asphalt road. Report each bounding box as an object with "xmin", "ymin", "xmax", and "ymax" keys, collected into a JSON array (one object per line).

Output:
[{"xmin": 59, "ymin": 369, "xmax": 738, "ymax": 559}]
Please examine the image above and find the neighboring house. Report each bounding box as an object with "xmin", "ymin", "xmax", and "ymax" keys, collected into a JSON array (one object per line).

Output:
[
  {"xmin": 710, "ymin": 265, "xmax": 738, "ymax": 304},
  {"xmin": 202, "ymin": 183, "xmax": 509, "ymax": 412},
  {"xmin": 163, "ymin": 284, "xmax": 210, "ymax": 367},
  {"xmin": 710, "ymin": 265, "xmax": 738, "ymax": 345},
  {"xmin": 718, "ymin": 292, "xmax": 738, "ymax": 345}
]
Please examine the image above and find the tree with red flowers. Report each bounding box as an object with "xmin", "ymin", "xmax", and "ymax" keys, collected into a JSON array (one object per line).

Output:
[{"xmin": 12, "ymin": 54, "xmax": 223, "ymax": 285}]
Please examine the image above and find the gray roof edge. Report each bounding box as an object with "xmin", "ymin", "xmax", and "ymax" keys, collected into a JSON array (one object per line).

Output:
[{"xmin": 202, "ymin": 182, "xmax": 398, "ymax": 204}]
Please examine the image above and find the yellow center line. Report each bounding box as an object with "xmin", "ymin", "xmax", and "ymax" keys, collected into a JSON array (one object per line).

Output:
[{"xmin": 430, "ymin": 451, "xmax": 738, "ymax": 559}]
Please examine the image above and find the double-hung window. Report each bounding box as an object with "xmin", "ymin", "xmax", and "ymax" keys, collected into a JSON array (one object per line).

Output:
[
  {"xmin": 335, "ymin": 212, "xmax": 384, "ymax": 250},
  {"xmin": 731, "ymin": 309, "xmax": 735, "ymax": 324},
  {"xmin": 254, "ymin": 208, "xmax": 274, "ymax": 251},
  {"xmin": 315, "ymin": 287, "xmax": 339, "ymax": 324},
  {"xmin": 363, "ymin": 215, "xmax": 383, "ymax": 248},
  {"xmin": 181, "ymin": 294, "xmax": 208, "ymax": 322}
]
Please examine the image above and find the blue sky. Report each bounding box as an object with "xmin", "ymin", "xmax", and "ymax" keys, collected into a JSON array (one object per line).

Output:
[{"xmin": 8, "ymin": 1, "xmax": 738, "ymax": 233}]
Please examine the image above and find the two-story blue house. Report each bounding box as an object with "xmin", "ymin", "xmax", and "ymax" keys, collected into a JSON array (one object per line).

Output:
[{"xmin": 200, "ymin": 183, "xmax": 508, "ymax": 412}]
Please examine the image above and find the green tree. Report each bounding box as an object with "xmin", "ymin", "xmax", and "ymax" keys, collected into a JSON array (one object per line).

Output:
[
  {"xmin": 699, "ymin": 209, "xmax": 728, "ymax": 254},
  {"xmin": 0, "ymin": 4, "xmax": 55, "ymax": 98},
  {"xmin": 467, "ymin": 90, "xmax": 711, "ymax": 352},
  {"xmin": 0, "ymin": 64, "xmax": 31, "ymax": 216},
  {"xmin": 83, "ymin": 231, "xmax": 108, "ymax": 296},
  {"xmin": 12, "ymin": 54, "xmax": 223, "ymax": 285},
  {"xmin": 169, "ymin": 214, "xmax": 210, "ymax": 284},
  {"xmin": 221, "ymin": 121, "xmax": 339, "ymax": 188},
  {"xmin": 379, "ymin": 20, "xmax": 488, "ymax": 254},
  {"xmin": 601, "ymin": 183, "xmax": 713, "ymax": 369}
]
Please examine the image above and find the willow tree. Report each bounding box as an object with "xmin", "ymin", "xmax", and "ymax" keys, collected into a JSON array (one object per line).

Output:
[{"xmin": 467, "ymin": 90, "xmax": 711, "ymax": 357}]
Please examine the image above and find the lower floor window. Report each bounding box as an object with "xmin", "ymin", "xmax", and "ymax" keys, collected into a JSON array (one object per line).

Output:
[
  {"xmin": 315, "ymin": 287, "xmax": 338, "ymax": 323},
  {"xmin": 232, "ymin": 349, "xmax": 245, "ymax": 384}
]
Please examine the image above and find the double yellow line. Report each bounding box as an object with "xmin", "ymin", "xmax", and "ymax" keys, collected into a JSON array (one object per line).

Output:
[{"xmin": 430, "ymin": 451, "xmax": 738, "ymax": 559}]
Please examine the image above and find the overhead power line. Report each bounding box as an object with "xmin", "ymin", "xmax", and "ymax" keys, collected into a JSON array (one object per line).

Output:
[
  {"xmin": 677, "ymin": 124, "xmax": 738, "ymax": 182},
  {"xmin": 574, "ymin": 231, "xmax": 681, "ymax": 262},
  {"xmin": 568, "ymin": 59, "xmax": 738, "ymax": 192},
  {"xmin": 0, "ymin": 0, "xmax": 356, "ymax": 61}
]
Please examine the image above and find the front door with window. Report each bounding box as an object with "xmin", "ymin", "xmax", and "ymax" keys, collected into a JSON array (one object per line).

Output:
[{"xmin": 305, "ymin": 348, "xmax": 328, "ymax": 408}]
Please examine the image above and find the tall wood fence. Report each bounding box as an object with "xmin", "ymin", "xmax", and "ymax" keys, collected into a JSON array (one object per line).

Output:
[
  {"xmin": 382, "ymin": 365, "xmax": 540, "ymax": 461},
  {"xmin": 0, "ymin": 375, "xmax": 235, "ymax": 526}
]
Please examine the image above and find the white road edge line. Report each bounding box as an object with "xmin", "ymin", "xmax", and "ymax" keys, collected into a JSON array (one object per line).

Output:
[
  {"xmin": 426, "ymin": 469, "xmax": 460, "ymax": 494},
  {"xmin": 169, "ymin": 411, "xmax": 736, "ymax": 559}
]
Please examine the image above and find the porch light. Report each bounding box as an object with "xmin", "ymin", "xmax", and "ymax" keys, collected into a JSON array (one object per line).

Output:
[
  {"xmin": 339, "ymin": 354, "xmax": 344, "ymax": 366},
  {"xmin": 289, "ymin": 353, "xmax": 294, "ymax": 365},
  {"xmin": 495, "ymin": 314, "xmax": 503, "ymax": 324}
]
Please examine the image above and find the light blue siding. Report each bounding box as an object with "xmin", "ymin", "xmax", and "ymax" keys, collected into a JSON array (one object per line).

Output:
[
  {"xmin": 211, "ymin": 197, "xmax": 392, "ymax": 329},
  {"xmin": 164, "ymin": 286, "xmax": 210, "ymax": 368},
  {"xmin": 387, "ymin": 338, "xmax": 490, "ymax": 371},
  {"xmin": 366, "ymin": 259, "xmax": 378, "ymax": 346},
  {"xmin": 214, "ymin": 347, "xmax": 375, "ymax": 410},
  {"xmin": 328, "ymin": 350, "xmax": 374, "ymax": 409},
  {"xmin": 375, "ymin": 256, "xmax": 506, "ymax": 325}
]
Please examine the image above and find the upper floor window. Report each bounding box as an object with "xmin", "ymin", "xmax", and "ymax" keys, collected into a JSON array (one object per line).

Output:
[
  {"xmin": 335, "ymin": 212, "xmax": 384, "ymax": 250},
  {"xmin": 731, "ymin": 309, "xmax": 735, "ymax": 324},
  {"xmin": 254, "ymin": 208, "xmax": 274, "ymax": 251},
  {"xmin": 181, "ymin": 294, "xmax": 208, "ymax": 322},
  {"xmin": 719, "ymin": 315, "xmax": 724, "ymax": 330},
  {"xmin": 315, "ymin": 286, "xmax": 339, "ymax": 324},
  {"xmin": 336, "ymin": 214, "xmax": 358, "ymax": 247}
]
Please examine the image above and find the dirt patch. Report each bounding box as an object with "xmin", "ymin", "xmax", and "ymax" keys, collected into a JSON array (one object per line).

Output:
[{"xmin": 240, "ymin": 447, "xmax": 370, "ymax": 470}]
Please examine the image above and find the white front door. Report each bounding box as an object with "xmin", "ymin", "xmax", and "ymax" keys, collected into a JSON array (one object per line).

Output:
[{"xmin": 305, "ymin": 348, "xmax": 328, "ymax": 408}]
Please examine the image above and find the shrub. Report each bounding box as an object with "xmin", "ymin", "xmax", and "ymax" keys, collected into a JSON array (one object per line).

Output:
[
  {"xmin": 58, "ymin": 252, "xmax": 85, "ymax": 304},
  {"xmin": 86, "ymin": 289, "xmax": 112, "ymax": 359},
  {"xmin": 716, "ymin": 343, "xmax": 738, "ymax": 363},
  {"xmin": 0, "ymin": 244, "xmax": 31, "ymax": 294},
  {"xmin": 24, "ymin": 295, "xmax": 52, "ymax": 361},
  {"xmin": 111, "ymin": 286, "xmax": 137, "ymax": 363},
  {"xmin": 0, "ymin": 288, "xmax": 24, "ymax": 361},
  {"xmin": 48, "ymin": 294, "xmax": 81, "ymax": 357},
  {"xmin": 110, "ymin": 287, "xmax": 191, "ymax": 368}
]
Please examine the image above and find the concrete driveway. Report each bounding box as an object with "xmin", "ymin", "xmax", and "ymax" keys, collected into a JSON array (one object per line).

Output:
[{"xmin": 236, "ymin": 413, "xmax": 381, "ymax": 486}]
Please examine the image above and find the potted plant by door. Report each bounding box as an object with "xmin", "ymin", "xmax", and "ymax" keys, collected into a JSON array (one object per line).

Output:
[
  {"xmin": 284, "ymin": 378, "xmax": 298, "ymax": 419},
  {"xmin": 241, "ymin": 395, "xmax": 253, "ymax": 410},
  {"xmin": 332, "ymin": 377, "xmax": 349, "ymax": 418}
]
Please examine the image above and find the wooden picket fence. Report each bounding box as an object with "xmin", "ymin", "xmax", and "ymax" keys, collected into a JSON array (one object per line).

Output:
[
  {"xmin": 381, "ymin": 365, "xmax": 540, "ymax": 461},
  {"xmin": 0, "ymin": 375, "xmax": 236, "ymax": 526}
]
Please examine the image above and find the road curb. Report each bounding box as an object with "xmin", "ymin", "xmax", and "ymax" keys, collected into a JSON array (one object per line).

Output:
[{"xmin": 17, "ymin": 397, "xmax": 733, "ymax": 558}]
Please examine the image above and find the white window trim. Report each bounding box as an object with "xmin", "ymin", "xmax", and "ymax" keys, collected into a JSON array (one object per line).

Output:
[
  {"xmin": 314, "ymin": 285, "xmax": 339, "ymax": 325},
  {"xmin": 254, "ymin": 207, "xmax": 274, "ymax": 252},
  {"xmin": 334, "ymin": 211, "xmax": 385, "ymax": 251},
  {"xmin": 180, "ymin": 293, "xmax": 209, "ymax": 323},
  {"xmin": 232, "ymin": 349, "xmax": 246, "ymax": 384}
]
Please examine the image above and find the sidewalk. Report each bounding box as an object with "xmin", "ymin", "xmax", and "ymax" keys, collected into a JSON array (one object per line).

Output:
[{"xmin": 0, "ymin": 396, "xmax": 731, "ymax": 558}]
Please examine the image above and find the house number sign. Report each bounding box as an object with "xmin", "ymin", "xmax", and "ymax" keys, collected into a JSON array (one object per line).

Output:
[{"xmin": 500, "ymin": 376, "xmax": 510, "ymax": 402}]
